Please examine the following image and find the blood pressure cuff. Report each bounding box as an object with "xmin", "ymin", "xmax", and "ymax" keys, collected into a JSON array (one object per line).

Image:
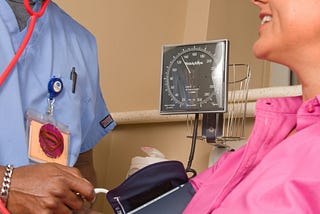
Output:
[{"xmin": 106, "ymin": 160, "xmax": 194, "ymax": 214}]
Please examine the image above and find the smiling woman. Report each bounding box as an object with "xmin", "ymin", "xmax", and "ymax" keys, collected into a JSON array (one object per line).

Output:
[{"xmin": 183, "ymin": 0, "xmax": 320, "ymax": 213}]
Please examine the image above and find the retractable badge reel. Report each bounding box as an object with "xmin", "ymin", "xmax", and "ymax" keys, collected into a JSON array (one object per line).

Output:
[{"xmin": 26, "ymin": 77, "xmax": 70, "ymax": 166}]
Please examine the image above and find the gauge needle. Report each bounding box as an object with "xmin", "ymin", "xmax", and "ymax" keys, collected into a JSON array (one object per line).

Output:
[{"xmin": 181, "ymin": 56, "xmax": 192, "ymax": 74}]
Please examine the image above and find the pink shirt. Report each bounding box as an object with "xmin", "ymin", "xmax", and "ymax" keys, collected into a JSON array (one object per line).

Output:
[{"xmin": 184, "ymin": 95, "xmax": 320, "ymax": 213}]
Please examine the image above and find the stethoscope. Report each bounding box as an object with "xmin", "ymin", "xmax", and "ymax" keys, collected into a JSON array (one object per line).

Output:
[{"xmin": 0, "ymin": 0, "xmax": 51, "ymax": 87}]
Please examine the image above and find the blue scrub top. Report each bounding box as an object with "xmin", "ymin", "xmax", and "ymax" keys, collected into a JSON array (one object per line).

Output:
[{"xmin": 0, "ymin": 1, "xmax": 116, "ymax": 167}]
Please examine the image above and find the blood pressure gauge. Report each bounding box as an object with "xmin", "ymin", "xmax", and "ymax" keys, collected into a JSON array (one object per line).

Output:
[{"xmin": 160, "ymin": 39, "xmax": 229, "ymax": 114}]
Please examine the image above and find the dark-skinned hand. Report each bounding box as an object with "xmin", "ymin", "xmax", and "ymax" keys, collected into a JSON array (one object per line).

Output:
[{"xmin": 7, "ymin": 163, "xmax": 95, "ymax": 214}]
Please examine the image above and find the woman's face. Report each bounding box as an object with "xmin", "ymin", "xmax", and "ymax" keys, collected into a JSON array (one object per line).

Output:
[{"xmin": 251, "ymin": 0, "xmax": 320, "ymax": 65}]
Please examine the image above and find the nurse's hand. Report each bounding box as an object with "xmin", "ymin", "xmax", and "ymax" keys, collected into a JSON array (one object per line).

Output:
[{"xmin": 7, "ymin": 163, "xmax": 95, "ymax": 214}]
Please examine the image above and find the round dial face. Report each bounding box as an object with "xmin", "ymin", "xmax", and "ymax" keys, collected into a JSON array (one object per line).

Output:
[{"xmin": 160, "ymin": 40, "xmax": 228, "ymax": 114}]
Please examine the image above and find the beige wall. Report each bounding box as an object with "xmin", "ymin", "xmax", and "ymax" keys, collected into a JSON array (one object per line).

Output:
[
  {"xmin": 54, "ymin": 0, "xmax": 269, "ymax": 112},
  {"xmin": 53, "ymin": 0, "xmax": 267, "ymax": 213},
  {"xmin": 55, "ymin": 0, "xmax": 188, "ymax": 112}
]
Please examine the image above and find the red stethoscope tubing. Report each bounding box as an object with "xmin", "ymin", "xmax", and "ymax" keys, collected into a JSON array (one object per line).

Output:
[
  {"xmin": 0, "ymin": 0, "xmax": 50, "ymax": 87},
  {"xmin": 0, "ymin": 200, "xmax": 10, "ymax": 214}
]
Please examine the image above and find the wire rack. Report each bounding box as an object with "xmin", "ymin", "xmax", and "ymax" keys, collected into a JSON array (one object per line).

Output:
[
  {"xmin": 187, "ymin": 64, "xmax": 251, "ymax": 148},
  {"xmin": 221, "ymin": 64, "xmax": 251, "ymax": 142}
]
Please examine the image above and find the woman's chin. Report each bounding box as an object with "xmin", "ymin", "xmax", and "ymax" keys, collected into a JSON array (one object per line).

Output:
[
  {"xmin": 252, "ymin": 40, "xmax": 271, "ymax": 60},
  {"xmin": 252, "ymin": 47, "xmax": 267, "ymax": 60}
]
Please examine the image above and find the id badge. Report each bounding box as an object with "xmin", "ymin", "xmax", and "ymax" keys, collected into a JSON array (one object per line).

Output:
[{"xmin": 26, "ymin": 109, "xmax": 70, "ymax": 166}]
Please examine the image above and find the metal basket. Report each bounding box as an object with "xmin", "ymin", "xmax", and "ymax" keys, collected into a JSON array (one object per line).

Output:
[{"xmin": 201, "ymin": 64, "xmax": 251, "ymax": 148}]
